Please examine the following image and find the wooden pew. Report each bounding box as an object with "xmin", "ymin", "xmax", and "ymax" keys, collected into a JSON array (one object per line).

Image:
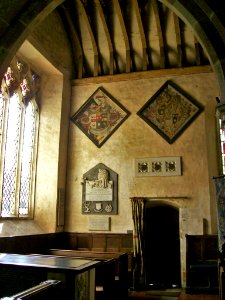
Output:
[
  {"xmin": 0, "ymin": 280, "xmax": 62, "ymax": 300},
  {"xmin": 48, "ymin": 249, "xmax": 128, "ymax": 299},
  {"xmin": 0, "ymin": 253, "xmax": 101, "ymax": 300},
  {"xmin": 26, "ymin": 252, "xmax": 115, "ymax": 300},
  {"xmin": 186, "ymin": 234, "xmax": 219, "ymax": 294}
]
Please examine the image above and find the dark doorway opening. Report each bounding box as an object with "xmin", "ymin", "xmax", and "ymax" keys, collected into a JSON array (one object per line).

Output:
[{"xmin": 144, "ymin": 203, "xmax": 181, "ymax": 289}]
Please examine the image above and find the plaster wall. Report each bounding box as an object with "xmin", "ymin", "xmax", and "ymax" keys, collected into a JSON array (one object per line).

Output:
[
  {"xmin": 66, "ymin": 71, "xmax": 219, "ymax": 286},
  {"xmin": 34, "ymin": 74, "xmax": 63, "ymax": 232},
  {"xmin": 66, "ymin": 72, "xmax": 219, "ymax": 234},
  {"xmin": 30, "ymin": 10, "xmax": 73, "ymax": 75}
]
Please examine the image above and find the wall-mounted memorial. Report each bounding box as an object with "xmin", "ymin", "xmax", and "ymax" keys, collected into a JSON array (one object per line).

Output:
[
  {"xmin": 137, "ymin": 80, "xmax": 204, "ymax": 144},
  {"xmin": 71, "ymin": 87, "xmax": 130, "ymax": 147},
  {"xmin": 81, "ymin": 163, "xmax": 118, "ymax": 214}
]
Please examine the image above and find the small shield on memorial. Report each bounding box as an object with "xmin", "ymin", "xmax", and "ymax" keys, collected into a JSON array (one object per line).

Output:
[{"xmin": 94, "ymin": 203, "xmax": 103, "ymax": 212}]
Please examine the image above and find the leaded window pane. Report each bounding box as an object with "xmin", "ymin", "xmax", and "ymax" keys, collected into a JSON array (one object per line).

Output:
[
  {"xmin": 220, "ymin": 119, "xmax": 225, "ymax": 174},
  {"xmin": 0, "ymin": 58, "xmax": 39, "ymax": 218},
  {"xmin": 2, "ymin": 93, "xmax": 21, "ymax": 216},
  {"xmin": 19, "ymin": 102, "xmax": 36, "ymax": 215},
  {"xmin": 0, "ymin": 93, "xmax": 4, "ymax": 135}
]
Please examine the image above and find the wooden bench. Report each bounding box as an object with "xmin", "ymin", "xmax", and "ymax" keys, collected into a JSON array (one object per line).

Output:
[
  {"xmin": 48, "ymin": 249, "xmax": 129, "ymax": 299},
  {"xmin": 0, "ymin": 280, "xmax": 62, "ymax": 299},
  {"xmin": 186, "ymin": 234, "xmax": 219, "ymax": 294}
]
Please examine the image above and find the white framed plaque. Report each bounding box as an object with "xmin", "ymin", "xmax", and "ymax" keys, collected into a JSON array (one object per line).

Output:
[
  {"xmin": 135, "ymin": 156, "xmax": 182, "ymax": 177},
  {"xmin": 88, "ymin": 217, "xmax": 111, "ymax": 231}
]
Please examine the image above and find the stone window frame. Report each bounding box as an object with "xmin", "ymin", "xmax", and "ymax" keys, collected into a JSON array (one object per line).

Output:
[{"xmin": 0, "ymin": 57, "xmax": 39, "ymax": 219}]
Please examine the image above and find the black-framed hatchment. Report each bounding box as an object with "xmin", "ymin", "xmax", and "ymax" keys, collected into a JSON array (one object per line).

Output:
[
  {"xmin": 137, "ymin": 80, "xmax": 204, "ymax": 144},
  {"xmin": 71, "ymin": 87, "xmax": 130, "ymax": 147},
  {"xmin": 81, "ymin": 163, "xmax": 118, "ymax": 215}
]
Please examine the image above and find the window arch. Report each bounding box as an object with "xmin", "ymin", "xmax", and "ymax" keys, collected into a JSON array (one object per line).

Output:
[{"xmin": 0, "ymin": 57, "xmax": 39, "ymax": 218}]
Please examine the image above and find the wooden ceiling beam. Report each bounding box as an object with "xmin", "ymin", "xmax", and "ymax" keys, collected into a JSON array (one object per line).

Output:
[
  {"xmin": 72, "ymin": 65, "xmax": 212, "ymax": 85},
  {"xmin": 113, "ymin": 0, "xmax": 131, "ymax": 73},
  {"xmin": 94, "ymin": 0, "xmax": 114, "ymax": 75},
  {"xmin": 173, "ymin": 13, "xmax": 183, "ymax": 67},
  {"xmin": 133, "ymin": 0, "xmax": 148, "ymax": 71},
  {"xmin": 194, "ymin": 36, "xmax": 201, "ymax": 66},
  {"xmin": 152, "ymin": 0, "xmax": 165, "ymax": 69},
  {"xmin": 79, "ymin": 0, "xmax": 99, "ymax": 76}
]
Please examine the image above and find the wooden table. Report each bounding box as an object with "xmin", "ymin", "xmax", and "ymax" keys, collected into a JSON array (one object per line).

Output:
[{"xmin": 0, "ymin": 253, "xmax": 101, "ymax": 300}]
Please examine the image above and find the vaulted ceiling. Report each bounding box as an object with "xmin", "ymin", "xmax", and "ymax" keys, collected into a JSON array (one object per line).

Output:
[{"xmin": 58, "ymin": 0, "xmax": 209, "ymax": 79}]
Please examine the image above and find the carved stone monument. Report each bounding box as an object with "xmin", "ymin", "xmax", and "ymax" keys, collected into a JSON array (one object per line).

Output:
[{"xmin": 81, "ymin": 163, "xmax": 118, "ymax": 214}]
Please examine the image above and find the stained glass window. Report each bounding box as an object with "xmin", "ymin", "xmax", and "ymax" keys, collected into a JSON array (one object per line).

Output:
[{"xmin": 0, "ymin": 57, "xmax": 39, "ymax": 218}]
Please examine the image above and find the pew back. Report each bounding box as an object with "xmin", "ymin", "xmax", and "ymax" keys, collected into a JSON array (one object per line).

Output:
[
  {"xmin": 0, "ymin": 280, "xmax": 62, "ymax": 300},
  {"xmin": 48, "ymin": 249, "xmax": 128, "ymax": 299},
  {"xmin": 186, "ymin": 234, "xmax": 218, "ymax": 294}
]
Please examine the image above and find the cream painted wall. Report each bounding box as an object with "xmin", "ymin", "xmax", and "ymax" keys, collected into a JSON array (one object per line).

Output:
[
  {"xmin": 66, "ymin": 71, "xmax": 219, "ymax": 234},
  {"xmin": 66, "ymin": 71, "xmax": 219, "ymax": 286},
  {"xmin": 34, "ymin": 74, "xmax": 63, "ymax": 232}
]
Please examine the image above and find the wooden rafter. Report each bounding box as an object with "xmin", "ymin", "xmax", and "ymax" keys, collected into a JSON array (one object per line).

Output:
[
  {"xmin": 113, "ymin": 0, "xmax": 131, "ymax": 73},
  {"xmin": 94, "ymin": 0, "xmax": 114, "ymax": 75},
  {"xmin": 133, "ymin": 0, "xmax": 147, "ymax": 71},
  {"xmin": 173, "ymin": 13, "xmax": 182, "ymax": 67},
  {"xmin": 60, "ymin": 5, "xmax": 83, "ymax": 78},
  {"xmin": 194, "ymin": 36, "xmax": 201, "ymax": 66},
  {"xmin": 152, "ymin": 0, "xmax": 165, "ymax": 68},
  {"xmin": 79, "ymin": 0, "xmax": 99, "ymax": 76}
]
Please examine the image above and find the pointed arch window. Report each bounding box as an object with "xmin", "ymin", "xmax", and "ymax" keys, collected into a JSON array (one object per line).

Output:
[{"xmin": 0, "ymin": 58, "xmax": 39, "ymax": 218}]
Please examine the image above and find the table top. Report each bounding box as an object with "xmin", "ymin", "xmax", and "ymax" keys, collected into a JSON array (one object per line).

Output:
[{"xmin": 0, "ymin": 253, "xmax": 101, "ymax": 272}]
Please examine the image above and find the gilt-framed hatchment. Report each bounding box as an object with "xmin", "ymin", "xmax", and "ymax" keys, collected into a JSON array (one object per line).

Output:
[
  {"xmin": 137, "ymin": 81, "xmax": 204, "ymax": 144},
  {"xmin": 71, "ymin": 87, "xmax": 130, "ymax": 148}
]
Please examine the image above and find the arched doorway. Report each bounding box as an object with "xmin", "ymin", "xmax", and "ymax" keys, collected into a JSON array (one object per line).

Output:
[{"xmin": 144, "ymin": 203, "xmax": 181, "ymax": 289}]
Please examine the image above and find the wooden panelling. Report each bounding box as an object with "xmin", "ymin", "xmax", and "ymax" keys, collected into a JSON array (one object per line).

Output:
[
  {"xmin": 75, "ymin": 233, "xmax": 91, "ymax": 250},
  {"xmin": 106, "ymin": 235, "xmax": 121, "ymax": 252},
  {"xmin": 92, "ymin": 234, "xmax": 106, "ymax": 251},
  {"xmin": 63, "ymin": 232, "xmax": 133, "ymax": 253},
  {"xmin": 0, "ymin": 233, "xmax": 64, "ymax": 254},
  {"xmin": 0, "ymin": 232, "xmax": 133, "ymax": 254},
  {"xmin": 121, "ymin": 235, "xmax": 133, "ymax": 252},
  {"xmin": 186, "ymin": 235, "xmax": 219, "ymax": 294}
]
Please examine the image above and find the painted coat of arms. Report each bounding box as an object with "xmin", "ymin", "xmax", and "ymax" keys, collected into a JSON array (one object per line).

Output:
[
  {"xmin": 137, "ymin": 81, "xmax": 204, "ymax": 144},
  {"xmin": 71, "ymin": 87, "xmax": 130, "ymax": 147}
]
